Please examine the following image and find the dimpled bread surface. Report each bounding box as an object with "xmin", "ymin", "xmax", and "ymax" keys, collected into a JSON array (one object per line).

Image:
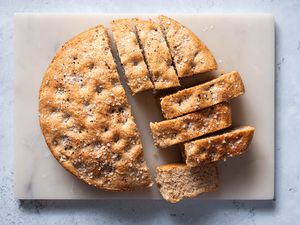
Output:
[
  {"xmin": 160, "ymin": 71, "xmax": 245, "ymax": 119},
  {"xmin": 111, "ymin": 19, "xmax": 153, "ymax": 95},
  {"xmin": 159, "ymin": 15, "xmax": 217, "ymax": 77},
  {"xmin": 135, "ymin": 19, "xmax": 180, "ymax": 90},
  {"xmin": 39, "ymin": 25, "xmax": 152, "ymax": 191},
  {"xmin": 150, "ymin": 102, "xmax": 232, "ymax": 148}
]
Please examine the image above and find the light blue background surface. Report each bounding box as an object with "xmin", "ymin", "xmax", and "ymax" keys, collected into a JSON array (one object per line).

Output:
[{"xmin": 1, "ymin": 0, "xmax": 299, "ymax": 224}]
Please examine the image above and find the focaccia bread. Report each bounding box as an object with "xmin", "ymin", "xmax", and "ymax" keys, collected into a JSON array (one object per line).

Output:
[
  {"xmin": 111, "ymin": 19, "xmax": 153, "ymax": 95},
  {"xmin": 135, "ymin": 19, "xmax": 180, "ymax": 90},
  {"xmin": 39, "ymin": 24, "xmax": 152, "ymax": 191},
  {"xmin": 160, "ymin": 71, "xmax": 245, "ymax": 119},
  {"xmin": 150, "ymin": 102, "xmax": 232, "ymax": 148},
  {"xmin": 159, "ymin": 15, "xmax": 217, "ymax": 77},
  {"xmin": 183, "ymin": 126, "xmax": 255, "ymax": 166},
  {"xmin": 156, "ymin": 163, "xmax": 218, "ymax": 203}
]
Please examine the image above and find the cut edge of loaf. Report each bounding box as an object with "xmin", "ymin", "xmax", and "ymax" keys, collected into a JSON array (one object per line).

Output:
[
  {"xmin": 156, "ymin": 163, "xmax": 219, "ymax": 203},
  {"xmin": 183, "ymin": 126, "xmax": 255, "ymax": 166},
  {"xmin": 160, "ymin": 71, "xmax": 245, "ymax": 119}
]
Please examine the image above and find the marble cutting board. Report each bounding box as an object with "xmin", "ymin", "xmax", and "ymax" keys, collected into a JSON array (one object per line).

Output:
[{"xmin": 14, "ymin": 13, "xmax": 274, "ymax": 200}]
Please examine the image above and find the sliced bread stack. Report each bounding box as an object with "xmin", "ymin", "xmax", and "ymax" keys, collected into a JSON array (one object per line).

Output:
[{"xmin": 151, "ymin": 71, "xmax": 254, "ymax": 202}]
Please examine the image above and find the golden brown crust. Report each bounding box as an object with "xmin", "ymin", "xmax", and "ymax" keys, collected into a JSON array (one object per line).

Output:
[
  {"xmin": 150, "ymin": 102, "xmax": 232, "ymax": 148},
  {"xmin": 158, "ymin": 15, "xmax": 217, "ymax": 77},
  {"xmin": 156, "ymin": 163, "xmax": 218, "ymax": 203},
  {"xmin": 184, "ymin": 126, "xmax": 255, "ymax": 167},
  {"xmin": 134, "ymin": 19, "xmax": 180, "ymax": 90},
  {"xmin": 110, "ymin": 19, "xmax": 153, "ymax": 95},
  {"xmin": 160, "ymin": 71, "xmax": 245, "ymax": 119},
  {"xmin": 39, "ymin": 24, "xmax": 152, "ymax": 191}
]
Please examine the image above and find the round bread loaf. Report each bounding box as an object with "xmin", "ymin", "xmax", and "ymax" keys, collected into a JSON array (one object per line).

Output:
[{"xmin": 39, "ymin": 24, "xmax": 152, "ymax": 191}]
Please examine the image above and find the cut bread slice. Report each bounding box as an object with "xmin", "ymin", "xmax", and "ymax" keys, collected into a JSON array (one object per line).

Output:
[
  {"xmin": 158, "ymin": 15, "xmax": 217, "ymax": 77},
  {"xmin": 134, "ymin": 19, "xmax": 180, "ymax": 90},
  {"xmin": 183, "ymin": 126, "xmax": 255, "ymax": 167},
  {"xmin": 39, "ymin": 24, "xmax": 152, "ymax": 191},
  {"xmin": 156, "ymin": 163, "xmax": 218, "ymax": 203},
  {"xmin": 160, "ymin": 71, "xmax": 245, "ymax": 119},
  {"xmin": 110, "ymin": 19, "xmax": 153, "ymax": 95},
  {"xmin": 150, "ymin": 102, "xmax": 232, "ymax": 148}
]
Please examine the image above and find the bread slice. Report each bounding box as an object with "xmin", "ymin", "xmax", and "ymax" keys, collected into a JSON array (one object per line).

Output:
[
  {"xmin": 110, "ymin": 19, "xmax": 153, "ymax": 95},
  {"xmin": 150, "ymin": 102, "xmax": 232, "ymax": 148},
  {"xmin": 156, "ymin": 163, "xmax": 218, "ymax": 203},
  {"xmin": 134, "ymin": 19, "xmax": 180, "ymax": 90},
  {"xmin": 183, "ymin": 126, "xmax": 255, "ymax": 167},
  {"xmin": 158, "ymin": 15, "xmax": 217, "ymax": 77},
  {"xmin": 160, "ymin": 71, "xmax": 245, "ymax": 119},
  {"xmin": 39, "ymin": 24, "xmax": 152, "ymax": 191}
]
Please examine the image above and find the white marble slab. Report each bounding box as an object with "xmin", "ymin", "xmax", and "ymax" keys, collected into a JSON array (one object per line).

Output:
[{"xmin": 14, "ymin": 13, "xmax": 274, "ymax": 200}]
